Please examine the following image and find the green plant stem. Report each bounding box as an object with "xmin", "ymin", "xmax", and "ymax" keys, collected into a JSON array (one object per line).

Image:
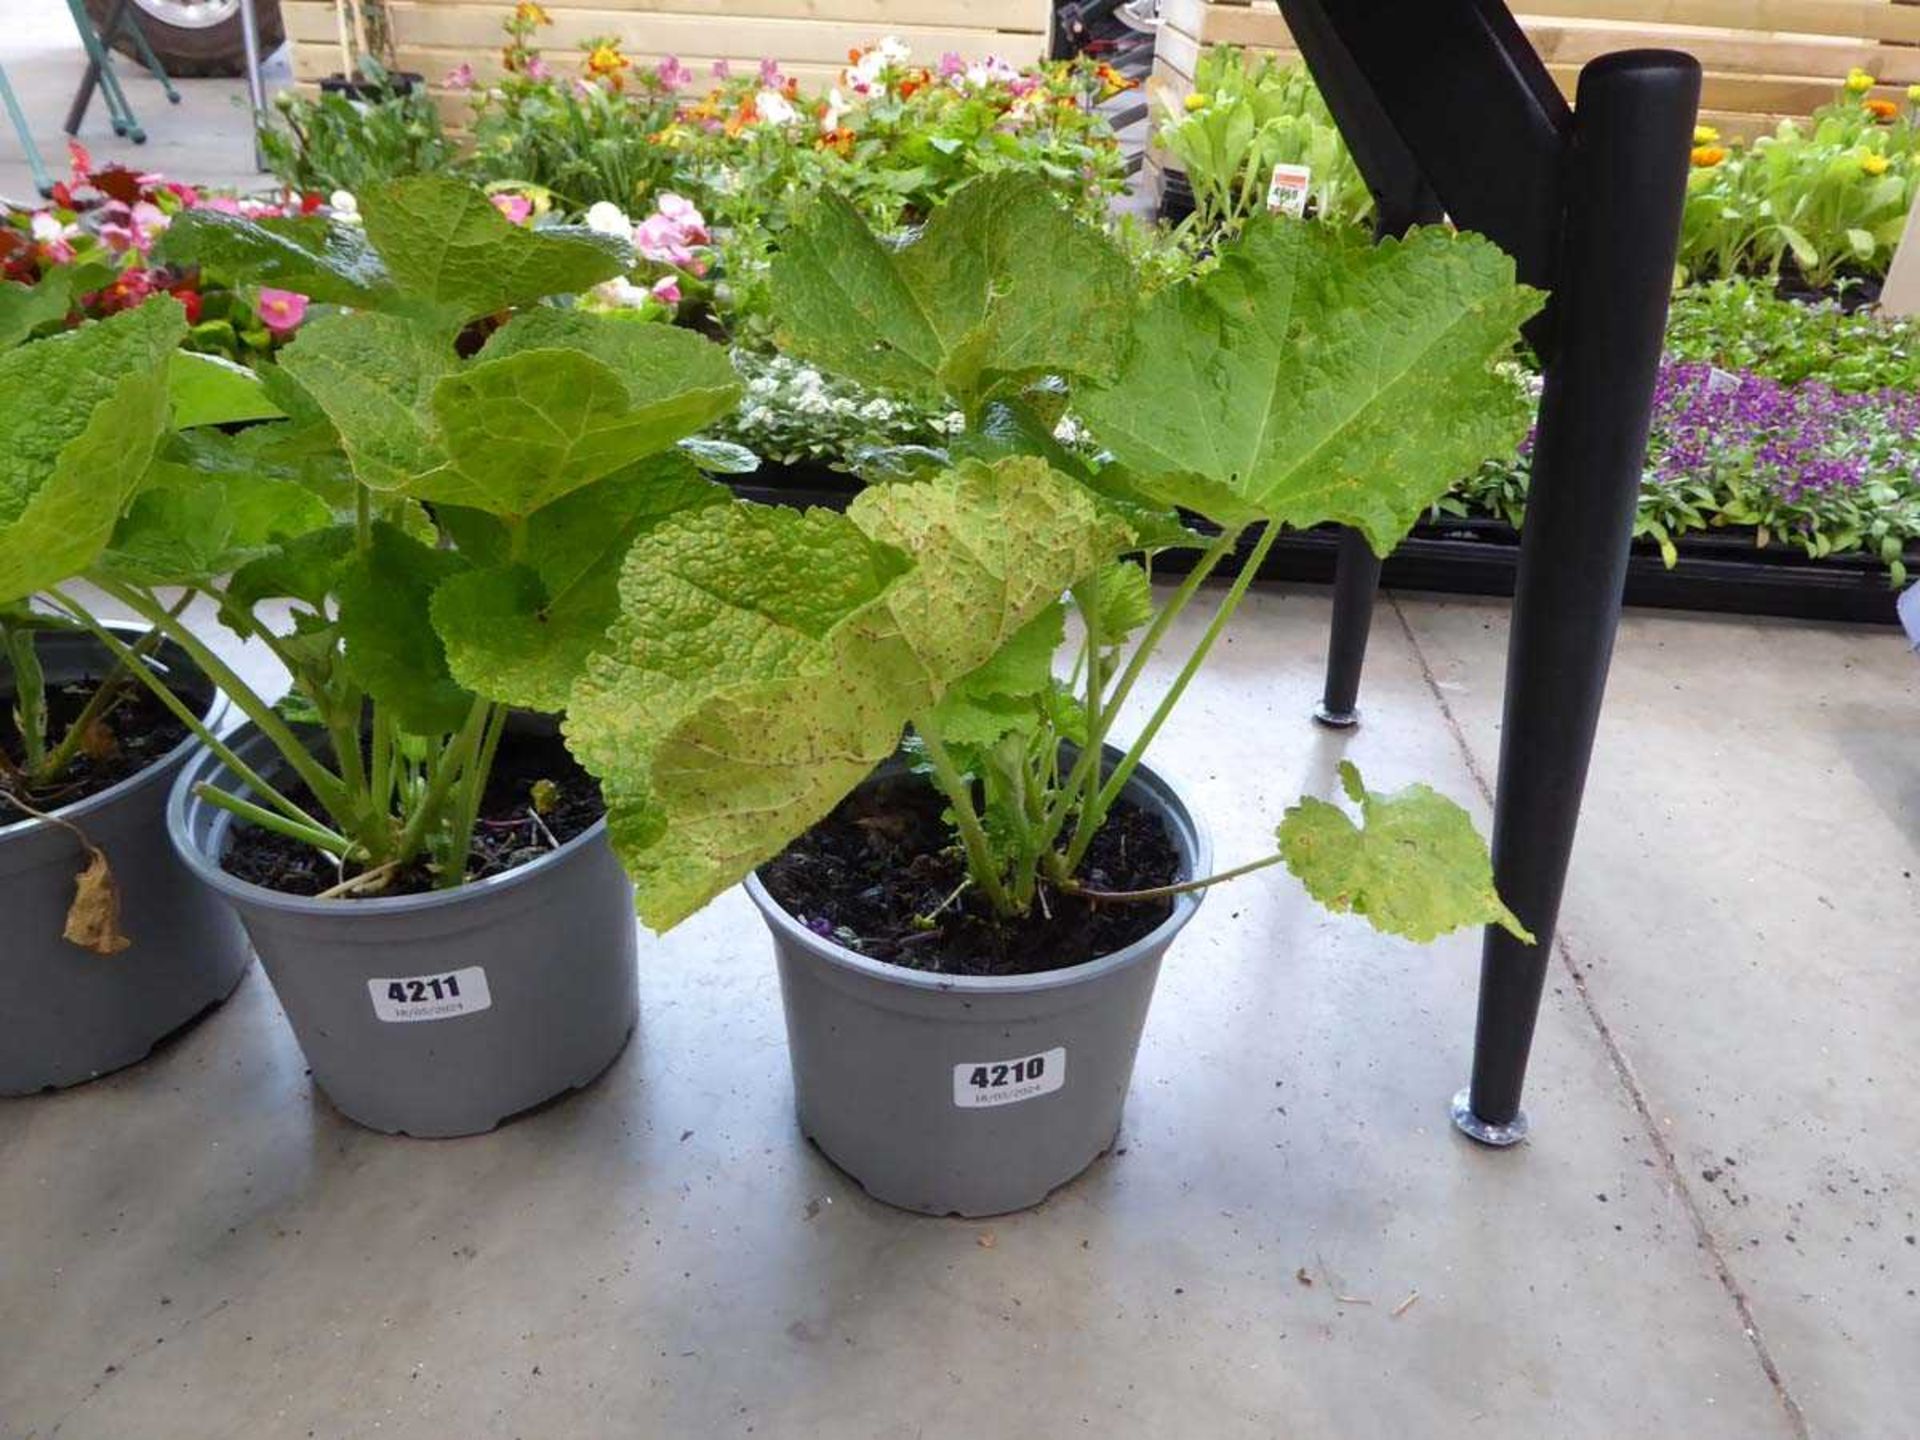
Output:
[
  {"xmin": 912, "ymin": 715, "xmax": 1013, "ymax": 915},
  {"xmin": 191, "ymin": 783, "xmax": 355, "ymax": 857},
  {"xmin": 42, "ymin": 592, "xmax": 348, "ymax": 849},
  {"xmin": 1065, "ymin": 849, "xmax": 1287, "ymax": 904},
  {"xmin": 440, "ymin": 701, "xmax": 507, "ymax": 889},
  {"xmin": 392, "ymin": 696, "xmax": 491, "ymax": 867},
  {"xmin": 1043, "ymin": 528, "xmax": 1240, "ymax": 848},
  {"xmin": 85, "ymin": 578, "xmax": 355, "ymax": 823},
  {"xmin": 1075, "ymin": 577, "xmax": 1104, "ymax": 839},
  {"xmin": 4, "ymin": 621, "xmax": 49, "ymax": 774},
  {"xmin": 1070, "ymin": 520, "xmax": 1282, "ymax": 871}
]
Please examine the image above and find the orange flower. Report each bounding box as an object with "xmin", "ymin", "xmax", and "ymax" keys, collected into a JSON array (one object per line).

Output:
[
  {"xmin": 818, "ymin": 126, "xmax": 855, "ymax": 155},
  {"xmin": 584, "ymin": 40, "xmax": 630, "ymax": 84},
  {"xmin": 1691, "ymin": 144, "xmax": 1727, "ymax": 168},
  {"xmin": 724, "ymin": 96, "xmax": 759, "ymax": 135},
  {"xmin": 847, "ymin": 46, "xmax": 865, "ymax": 64},
  {"xmin": 1864, "ymin": 98, "xmax": 1899, "ymax": 120},
  {"xmin": 1094, "ymin": 62, "xmax": 1135, "ymax": 96}
]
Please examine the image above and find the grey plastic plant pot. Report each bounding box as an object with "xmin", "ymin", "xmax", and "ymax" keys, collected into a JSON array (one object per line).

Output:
[
  {"xmin": 167, "ymin": 722, "xmax": 639, "ymax": 1138},
  {"xmin": 745, "ymin": 754, "xmax": 1211, "ymax": 1218},
  {"xmin": 1, "ymin": 624, "xmax": 250, "ymax": 1095}
]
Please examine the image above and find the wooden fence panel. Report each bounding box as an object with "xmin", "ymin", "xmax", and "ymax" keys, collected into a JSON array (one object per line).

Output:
[{"xmin": 291, "ymin": 0, "xmax": 1051, "ymax": 115}]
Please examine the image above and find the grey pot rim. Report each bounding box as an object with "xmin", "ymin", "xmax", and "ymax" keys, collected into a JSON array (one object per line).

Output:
[
  {"xmin": 1, "ymin": 619, "xmax": 225, "ymax": 846},
  {"xmin": 743, "ymin": 752, "xmax": 1214, "ymax": 998},
  {"xmin": 167, "ymin": 720, "xmax": 613, "ymax": 921}
]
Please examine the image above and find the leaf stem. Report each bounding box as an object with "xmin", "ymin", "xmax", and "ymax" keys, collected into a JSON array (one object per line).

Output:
[
  {"xmin": 1064, "ymin": 849, "xmax": 1287, "ymax": 904},
  {"xmin": 1075, "ymin": 521, "xmax": 1281, "ymax": 867},
  {"xmin": 83, "ymin": 578, "xmax": 356, "ymax": 823},
  {"xmin": 912, "ymin": 715, "xmax": 1013, "ymax": 915},
  {"xmin": 42, "ymin": 589, "xmax": 341, "ymax": 842}
]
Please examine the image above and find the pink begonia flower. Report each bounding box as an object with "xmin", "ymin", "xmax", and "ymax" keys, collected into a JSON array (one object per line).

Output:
[
  {"xmin": 256, "ymin": 288, "xmax": 309, "ymax": 336},
  {"xmin": 653, "ymin": 192, "xmax": 709, "ymax": 242},
  {"xmin": 633, "ymin": 213, "xmax": 695, "ymax": 267},
  {"xmin": 444, "ymin": 62, "xmax": 475, "ymax": 90},
  {"xmin": 937, "ymin": 51, "xmax": 965, "ymax": 78},
  {"xmin": 525, "ymin": 55, "xmax": 550, "ymax": 80},
  {"xmin": 711, "ymin": 59, "xmax": 731, "ymax": 79},
  {"xmin": 649, "ymin": 276, "xmax": 682, "ymax": 306},
  {"xmin": 198, "ymin": 195, "xmax": 243, "ymax": 215},
  {"xmin": 758, "ymin": 58, "xmax": 782, "ymax": 86},
  {"xmin": 656, "ymin": 55, "xmax": 693, "ymax": 90},
  {"xmin": 164, "ymin": 179, "xmax": 200, "ymax": 207},
  {"xmin": 490, "ymin": 192, "xmax": 534, "ymax": 225}
]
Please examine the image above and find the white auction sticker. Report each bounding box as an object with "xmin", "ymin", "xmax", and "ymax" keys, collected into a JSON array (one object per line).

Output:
[
  {"xmin": 367, "ymin": 966, "xmax": 492, "ymax": 1023},
  {"xmin": 1267, "ymin": 162, "xmax": 1312, "ymax": 218},
  {"xmin": 953, "ymin": 1047, "xmax": 1066, "ymax": 1108}
]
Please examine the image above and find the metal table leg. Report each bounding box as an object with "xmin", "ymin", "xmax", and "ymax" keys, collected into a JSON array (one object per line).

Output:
[
  {"xmin": 1, "ymin": 62, "xmax": 55, "ymax": 196},
  {"xmin": 237, "ymin": 0, "xmax": 268, "ymax": 171},
  {"xmin": 1454, "ymin": 51, "xmax": 1699, "ymax": 1144}
]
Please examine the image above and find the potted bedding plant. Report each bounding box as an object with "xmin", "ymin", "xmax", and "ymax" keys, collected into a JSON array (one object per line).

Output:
[
  {"xmin": 0, "ymin": 301, "xmax": 254, "ymax": 1092},
  {"xmin": 0, "ymin": 177, "xmax": 743, "ymax": 1135},
  {"xmin": 559, "ymin": 173, "xmax": 1542, "ymax": 1214}
]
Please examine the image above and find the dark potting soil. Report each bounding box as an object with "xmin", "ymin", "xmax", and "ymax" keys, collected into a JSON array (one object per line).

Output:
[
  {"xmin": 0, "ymin": 673, "xmax": 191, "ymax": 818},
  {"xmin": 759, "ymin": 770, "xmax": 1184, "ymax": 978},
  {"xmin": 220, "ymin": 726, "xmax": 604, "ymax": 899}
]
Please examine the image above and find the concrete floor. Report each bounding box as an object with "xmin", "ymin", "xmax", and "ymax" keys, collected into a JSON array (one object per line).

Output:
[
  {"xmin": 2, "ymin": 583, "xmax": 1914, "ymax": 1439},
  {"xmin": 0, "ymin": 1, "xmax": 285, "ymax": 205}
]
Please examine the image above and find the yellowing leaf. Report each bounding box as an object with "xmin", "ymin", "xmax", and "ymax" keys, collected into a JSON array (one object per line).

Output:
[
  {"xmin": 1278, "ymin": 761, "xmax": 1531, "ymax": 943},
  {"xmin": 64, "ymin": 846, "xmax": 131, "ymax": 956},
  {"xmin": 570, "ymin": 457, "xmax": 1126, "ymax": 928}
]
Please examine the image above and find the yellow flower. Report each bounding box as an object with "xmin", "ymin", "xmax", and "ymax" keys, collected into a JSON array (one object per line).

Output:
[
  {"xmin": 1845, "ymin": 68, "xmax": 1875, "ymax": 94},
  {"xmin": 1693, "ymin": 124, "xmax": 1720, "ymax": 145},
  {"xmin": 1182, "ymin": 91, "xmax": 1208, "ymax": 112},
  {"xmin": 1862, "ymin": 152, "xmax": 1890, "ymax": 176},
  {"xmin": 584, "ymin": 41, "xmax": 630, "ymax": 81},
  {"xmin": 513, "ymin": 1, "xmax": 551, "ymax": 24},
  {"xmin": 1908, "ymin": 83, "xmax": 1920, "ymax": 105},
  {"xmin": 1691, "ymin": 144, "xmax": 1728, "ymax": 168}
]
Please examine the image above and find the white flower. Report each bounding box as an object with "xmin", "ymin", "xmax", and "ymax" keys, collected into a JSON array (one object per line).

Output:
[
  {"xmin": 328, "ymin": 189, "xmax": 359, "ymax": 217},
  {"xmin": 877, "ymin": 35, "xmax": 911, "ymax": 65},
  {"xmin": 584, "ymin": 200, "xmax": 632, "ymax": 237},
  {"xmin": 29, "ymin": 212, "xmax": 72, "ymax": 243},
  {"xmin": 590, "ymin": 276, "xmax": 653, "ymax": 310},
  {"xmin": 755, "ymin": 88, "xmax": 797, "ymax": 126}
]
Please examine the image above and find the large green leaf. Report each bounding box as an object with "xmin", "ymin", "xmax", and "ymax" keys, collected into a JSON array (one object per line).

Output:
[
  {"xmin": 430, "ymin": 453, "xmax": 728, "ymax": 711},
  {"xmin": 155, "ymin": 210, "xmax": 393, "ymax": 308},
  {"xmin": 0, "ymin": 271, "xmax": 73, "ymax": 351},
  {"xmin": 101, "ymin": 467, "xmax": 330, "ymax": 586},
  {"xmin": 1074, "ymin": 220, "xmax": 1541, "ymax": 552},
  {"xmin": 335, "ymin": 522, "xmax": 473, "ymax": 735},
  {"xmin": 360, "ymin": 177, "xmax": 632, "ymax": 318},
  {"xmin": 769, "ymin": 173, "xmax": 1135, "ymax": 414},
  {"xmin": 277, "ymin": 311, "xmax": 455, "ymax": 492},
  {"xmin": 569, "ymin": 456, "xmax": 1127, "ymax": 928},
  {"xmin": 419, "ymin": 340, "xmax": 736, "ymax": 520},
  {"xmin": 168, "ymin": 351, "xmax": 286, "ymax": 429},
  {"xmin": 0, "ymin": 298, "xmax": 185, "ymax": 604},
  {"xmin": 1277, "ymin": 761, "xmax": 1532, "ymax": 943}
]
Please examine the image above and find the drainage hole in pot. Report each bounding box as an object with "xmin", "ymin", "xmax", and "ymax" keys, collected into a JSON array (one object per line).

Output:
[
  {"xmin": 758, "ymin": 769, "xmax": 1182, "ymax": 978},
  {"xmin": 220, "ymin": 727, "xmax": 604, "ymax": 898}
]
